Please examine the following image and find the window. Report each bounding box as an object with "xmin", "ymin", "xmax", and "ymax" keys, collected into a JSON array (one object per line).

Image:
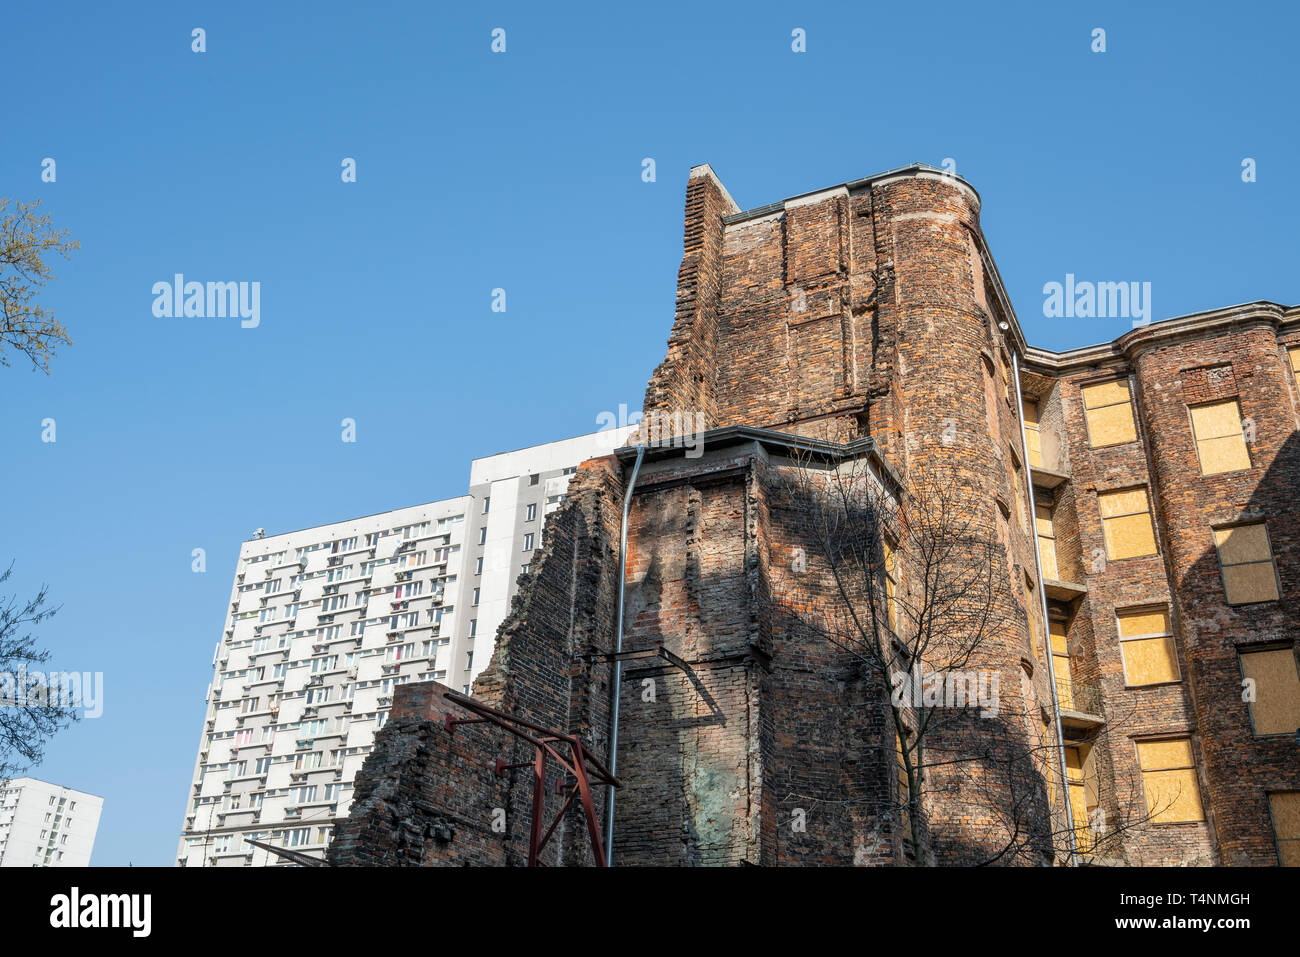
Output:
[
  {"xmin": 478, "ymin": 527, "xmax": 487, "ymax": 545},
  {"xmin": 295, "ymin": 752, "xmax": 323, "ymax": 771},
  {"xmin": 482, "ymin": 497, "xmax": 490, "ymax": 514},
  {"xmin": 1023, "ymin": 576, "xmax": 1041, "ymax": 661},
  {"xmin": 1081, "ymin": 379, "xmax": 1137, "ymax": 448},
  {"xmin": 469, "ymin": 619, "xmax": 477, "ymax": 637},
  {"xmin": 1035, "ymin": 504, "xmax": 1058, "ymax": 580},
  {"xmin": 1288, "ymin": 346, "xmax": 1300, "ymax": 379},
  {"xmin": 526, "ymin": 503, "xmax": 537, "ymax": 522},
  {"xmin": 1065, "ymin": 744, "xmax": 1097, "ymax": 853},
  {"xmin": 466, "ymin": 651, "xmax": 473, "ymax": 670},
  {"xmin": 529, "ymin": 473, "xmax": 539, "ymax": 486},
  {"xmin": 523, "ymin": 533, "xmax": 535, "ymax": 551},
  {"xmin": 475, "ymin": 557, "xmax": 483, "ymax": 575},
  {"xmin": 1213, "ymin": 523, "xmax": 1280, "ymax": 605},
  {"xmin": 521, "ymin": 564, "xmax": 530, "ymax": 574},
  {"xmin": 1022, "ymin": 399, "xmax": 1043, "ymax": 468},
  {"xmin": 1239, "ymin": 647, "xmax": 1300, "ymax": 735},
  {"xmin": 1117, "ymin": 608, "xmax": 1179, "ymax": 686},
  {"xmin": 1011, "ymin": 456, "xmax": 1027, "ymax": 531},
  {"xmin": 1050, "ymin": 620, "xmax": 1074, "ymax": 709},
  {"xmin": 1136, "ymin": 738, "xmax": 1203, "ymax": 824},
  {"xmin": 1269, "ymin": 792, "xmax": 1300, "ymax": 866},
  {"xmin": 882, "ymin": 537, "xmax": 898, "ymax": 630},
  {"xmin": 1098, "ymin": 487, "xmax": 1158, "ymax": 560},
  {"xmin": 562, "ymin": 467, "xmax": 576, "ymax": 476},
  {"xmin": 1189, "ymin": 399, "xmax": 1251, "ymax": 475},
  {"xmin": 472, "ymin": 587, "xmax": 480, "ymax": 606}
]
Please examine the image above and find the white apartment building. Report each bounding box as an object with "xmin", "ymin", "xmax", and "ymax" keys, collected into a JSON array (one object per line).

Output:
[
  {"xmin": 463, "ymin": 427, "xmax": 640, "ymax": 675},
  {"xmin": 0, "ymin": 777, "xmax": 103, "ymax": 867},
  {"xmin": 176, "ymin": 426, "xmax": 635, "ymax": 866}
]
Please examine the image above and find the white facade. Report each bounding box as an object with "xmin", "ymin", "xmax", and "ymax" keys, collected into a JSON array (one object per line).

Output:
[
  {"xmin": 176, "ymin": 426, "xmax": 635, "ymax": 866},
  {"xmin": 0, "ymin": 777, "xmax": 103, "ymax": 867},
  {"xmin": 464, "ymin": 427, "xmax": 638, "ymax": 678}
]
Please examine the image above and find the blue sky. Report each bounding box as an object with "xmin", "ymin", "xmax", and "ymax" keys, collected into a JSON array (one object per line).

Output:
[{"xmin": 1, "ymin": 1, "xmax": 1296, "ymax": 865}]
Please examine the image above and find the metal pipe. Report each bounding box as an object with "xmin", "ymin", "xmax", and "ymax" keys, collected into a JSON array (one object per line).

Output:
[
  {"xmin": 1012, "ymin": 350, "xmax": 1079, "ymax": 867},
  {"xmin": 604, "ymin": 443, "xmax": 646, "ymax": 866}
]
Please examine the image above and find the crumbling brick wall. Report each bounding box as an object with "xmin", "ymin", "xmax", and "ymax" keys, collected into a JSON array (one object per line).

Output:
[{"xmin": 330, "ymin": 457, "xmax": 625, "ymax": 867}]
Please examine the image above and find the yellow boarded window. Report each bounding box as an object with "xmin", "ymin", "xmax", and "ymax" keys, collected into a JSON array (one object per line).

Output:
[
  {"xmin": 1041, "ymin": 715, "xmax": 1056, "ymax": 807},
  {"xmin": 1050, "ymin": 620, "xmax": 1073, "ymax": 711},
  {"xmin": 1023, "ymin": 399, "xmax": 1043, "ymax": 468},
  {"xmin": 1240, "ymin": 648, "xmax": 1300, "ymax": 736},
  {"xmin": 1270, "ymin": 792, "xmax": 1300, "ymax": 866},
  {"xmin": 1082, "ymin": 379, "xmax": 1137, "ymax": 448},
  {"xmin": 1036, "ymin": 503, "xmax": 1058, "ymax": 580},
  {"xmin": 883, "ymin": 537, "xmax": 898, "ymax": 630},
  {"xmin": 1213, "ymin": 523, "xmax": 1280, "ymax": 605},
  {"xmin": 1098, "ymin": 487, "xmax": 1158, "ymax": 560},
  {"xmin": 1289, "ymin": 346, "xmax": 1300, "ymax": 377},
  {"xmin": 1136, "ymin": 738, "xmax": 1203, "ymax": 824},
  {"xmin": 1065, "ymin": 745, "xmax": 1096, "ymax": 852},
  {"xmin": 1189, "ymin": 399, "xmax": 1251, "ymax": 475},
  {"xmin": 1117, "ymin": 608, "xmax": 1178, "ymax": 686}
]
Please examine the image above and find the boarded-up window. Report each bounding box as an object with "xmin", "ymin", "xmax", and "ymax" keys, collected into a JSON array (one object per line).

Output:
[
  {"xmin": 1023, "ymin": 399, "xmax": 1043, "ymax": 468},
  {"xmin": 1117, "ymin": 608, "xmax": 1178, "ymax": 686},
  {"xmin": 883, "ymin": 536, "xmax": 898, "ymax": 631},
  {"xmin": 1024, "ymin": 576, "xmax": 1041, "ymax": 661},
  {"xmin": 1098, "ymin": 487, "xmax": 1158, "ymax": 560},
  {"xmin": 1213, "ymin": 523, "xmax": 1280, "ymax": 605},
  {"xmin": 1189, "ymin": 399, "xmax": 1251, "ymax": 475},
  {"xmin": 1012, "ymin": 457, "xmax": 1027, "ymax": 532},
  {"xmin": 1065, "ymin": 744, "xmax": 1097, "ymax": 853},
  {"xmin": 1240, "ymin": 647, "xmax": 1300, "ymax": 736},
  {"xmin": 1289, "ymin": 346, "xmax": 1300, "ymax": 378},
  {"xmin": 1050, "ymin": 620, "xmax": 1074, "ymax": 710},
  {"xmin": 1137, "ymin": 738, "xmax": 1203, "ymax": 824},
  {"xmin": 1036, "ymin": 503, "xmax": 1058, "ymax": 580},
  {"xmin": 1269, "ymin": 792, "xmax": 1300, "ymax": 866},
  {"xmin": 1082, "ymin": 380, "xmax": 1137, "ymax": 448},
  {"xmin": 1041, "ymin": 714, "xmax": 1057, "ymax": 808}
]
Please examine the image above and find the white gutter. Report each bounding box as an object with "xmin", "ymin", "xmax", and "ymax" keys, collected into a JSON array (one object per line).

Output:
[
  {"xmin": 604, "ymin": 443, "xmax": 646, "ymax": 865},
  {"xmin": 1013, "ymin": 351, "xmax": 1080, "ymax": 867}
]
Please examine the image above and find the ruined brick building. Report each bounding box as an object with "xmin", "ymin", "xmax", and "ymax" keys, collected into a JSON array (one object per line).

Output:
[{"xmin": 328, "ymin": 163, "xmax": 1300, "ymax": 867}]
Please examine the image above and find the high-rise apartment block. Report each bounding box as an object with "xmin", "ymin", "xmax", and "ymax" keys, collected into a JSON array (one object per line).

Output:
[
  {"xmin": 0, "ymin": 778, "xmax": 103, "ymax": 867},
  {"xmin": 176, "ymin": 427, "xmax": 634, "ymax": 866}
]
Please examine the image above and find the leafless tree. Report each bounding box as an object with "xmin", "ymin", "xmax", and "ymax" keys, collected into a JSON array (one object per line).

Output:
[
  {"xmin": 780, "ymin": 447, "xmax": 1170, "ymax": 865},
  {"xmin": 0, "ymin": 564, "xmax": 78, "ymax": 784}
]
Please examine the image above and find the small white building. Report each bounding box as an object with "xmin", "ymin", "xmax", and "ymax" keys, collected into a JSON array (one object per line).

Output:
[{"xmin": 0, "ymin": 777, "xmax": 103, "ymax": 867}]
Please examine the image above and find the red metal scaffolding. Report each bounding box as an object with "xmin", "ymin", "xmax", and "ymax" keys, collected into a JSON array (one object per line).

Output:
[{"xmin": 442, "ymin": 690, "xmax": 619, "ymax": 867}]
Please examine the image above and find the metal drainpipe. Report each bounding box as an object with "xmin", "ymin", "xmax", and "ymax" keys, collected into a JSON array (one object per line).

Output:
[
  {"xmin": 604, "ymin": 443, "xmax": 646, "ymax": 866},
  {"xmin": 1012, "ymin": 350, "xmax": 1080, "ymax": 867}
]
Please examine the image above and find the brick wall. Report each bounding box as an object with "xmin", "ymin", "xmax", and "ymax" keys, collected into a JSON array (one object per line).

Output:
[{"xmin": 337, "ymin": 164, "xmax": 1297, "ymax": 867}]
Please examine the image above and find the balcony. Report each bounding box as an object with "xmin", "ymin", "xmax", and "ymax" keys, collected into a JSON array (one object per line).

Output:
[
  {"xmin": 1043, "ymin": 579, "xmax": 1088, "ymax": 603},
  {"xmin": 1030, "ymin": 464, "xmax": 1070, "ymax": 490},
  {"xmin": 1056, "ymin": 677, "xmax": 1104, "ymax": 731}
]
